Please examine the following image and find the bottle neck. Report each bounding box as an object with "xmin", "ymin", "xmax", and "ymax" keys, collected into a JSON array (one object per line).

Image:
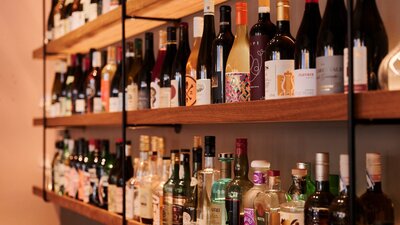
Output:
[
  {"xmin": 193, "ymin": 161, "xmax": 202, "ymax": 177},
  {"xmin": 204, "ymin": 157, "xmax": 214, "ymax": 169},
  {"xmin": 316, "ymin": 180, "xmax": 330, "ymax": 192},
  {"xmin": 292, "ymin": 175, "xmax": 306, "ymax": 194},
  {"xmin": 258, "ymin": 12, "xmax": 271, "ymax": 22},
  {"xmin": 234, "ymin": 153, "xmax": 249, "ymax": 178},
  {"xmin": 268, "ymin": 176, "xmax": 281, "ymax": 190},
  {"xmin": 221, "ymin": 160, "xmax": 232, "ymax": 179},
  {"xmin": 219, "ymin": 13, "xmax": 232, "ymax": 33},
  {"xmin": 162, "ymin": 160, "xmax": 171, "ymax": 180},
  {"xmin": 367, "ymin": 181, "xmax": 382, "ymax": 193},
  {"xmin": 276, "ymin": 21, "xmax": 290, "ymax": 35}
]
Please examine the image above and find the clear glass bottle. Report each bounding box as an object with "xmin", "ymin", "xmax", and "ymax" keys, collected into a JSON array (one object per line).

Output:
[
  {"xmin": 243, "ymin": 160, "xmax": 271, "ymax": 225},
  {"xmin": 153, "ymin": 156, "xmax": 171, "ymax": 225},
  {"xmin": 296, "ymin": 162, "xmax": 315, "ymax": 199},
  {"xmin": 139, "ymin": 151, "xmax": 159, "ymax": 224},
  {"xmin": 286, "ymin": 168, "xmax": 307, "ymax": 202},
  {"xmin": 163, "ymin": 149, "xmax": 180, "ymax": 225}
]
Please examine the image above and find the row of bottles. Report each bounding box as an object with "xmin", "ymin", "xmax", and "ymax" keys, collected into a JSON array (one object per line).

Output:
[{"xmin": 51, "ymin": 133, "xmax": 394, "ymax": 225}]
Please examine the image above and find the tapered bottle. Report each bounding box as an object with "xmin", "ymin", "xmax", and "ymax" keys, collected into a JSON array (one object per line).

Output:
[
  {"xmin": 185, "ymin": 17, "xmax": 203, "ymax": 106},
  {"xmin": 196, "ymin": 0, "xmax": 216, "ymax": 105},
  {"xmin": 294, "ymin": 0, "xmax": 321, "ymax": 97},
  {"xmin": 71, "ymin": 54, "xmax": 84, "ymax": 114},
  {"xmin": 109, "ymin": 47, "xmax": 123, "ymax": 112},
  {"xmin": 173, "ymin": 150, "xmax": 191, "ymax": 225},
  {"xmin": 163, "ymin": 150, "xmax": 180, "ymax": 225},
  {"xmin": 53, "ymin": 0, "xmax": 66, "ymax": 39},
  {"xmin": 250, "ymin": 0, "xmax": 276, "ymax": 101},
  {"xmin": 265, "ymin": 0, "xmax": 295, "ymax": 99},
  {"xmin": 115, "ymin": 141, "xmax": 133, "ymax": 214},
  {"xmin": 126, "ymin": 38, "xmax": 143, "ymax": 111},
  {"xmin": 101, "ymin": 46, "xmax": 117, "ymax": 112},
  {"xmin": 88, "ymin": 139, "xmax": 100, "ymax": 205},
  {"xmin": 138, "ymin": 33, "xmax": 156, "ymax": 110},
  {"xmin": 225, "ymin": 2, "xmax": 250, "ymax": 103},
  {"xmin": 211, "ymin": 5, "xmax": 234, "ymax": 104},
  {"xmin": 50, "ymin": 61, "xmax": 66, "ymax": 117},
  {"xmin": 107, "ymin": 139, "xmax": 123, "ymax": 213},
  {"xmin": 47, "ymin": 0, "xmax": 58, "ymax": 41},
  {"xmin": 171, "ymin": 23, "xmax": 191, "ymax": 107},
  {"xmin": 96, "ymin": 140, "xmax": 113, "ymax": 209},
  {"xmin": 86, "ymin": 50, "xmax": 102, "ymax": 113},
  {"xmin": 151, "ymin": 30, "xmax": 167, "ymax": 109},
  {"xmin": 60, "ymin": 54, "xmax": 73, "ymax": 116},
  {"xmin": 75, "ymin": 55, "xmax": 90, "ymax": 114},
  {"xmin": 153, "ymin": 156, "xmax": 171, "ymax": 225}
]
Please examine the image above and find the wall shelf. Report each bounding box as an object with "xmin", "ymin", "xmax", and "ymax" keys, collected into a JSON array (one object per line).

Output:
[
  {"xmin": 32, "ymin": 0, "xmax": 227, "ymax": 59},
  {"xmin": 32, "ymin": 186, "xmax": 140, "ymax": 225}
]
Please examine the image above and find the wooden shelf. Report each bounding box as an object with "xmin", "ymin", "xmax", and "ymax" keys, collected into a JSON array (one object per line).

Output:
[
  {"xmin": 33, "ymin": 0, "xmax": 227, "ymax": 59},
  {"xmin": 32, "ymin": 91, "xmax": 400, "ymax": 127},
  {"xmin": 32, "ymin": 186, "xmax": 140, "ymax": 225}
]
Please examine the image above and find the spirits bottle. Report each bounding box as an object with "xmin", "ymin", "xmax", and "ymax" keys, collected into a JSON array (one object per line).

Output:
[
  {"xmin": 210, "ymin": 153, "xmax": 234, "ymax": 225},
  {"xmin": 243, "ymin": 160, "xmax": 270, "ymax": 225},
  {"xmin": 153, "ymin": 156, "xmax": 171, "ymax": 225},
  {"xmin": 286, "ymin": 168, "xmax": 307, "ymax": 202},
  {"xmin": 197, "ymin": 136, "xmax": 220, "ymax": 225},
  {"xmin": 225, "ymin": 138, "xmax": 253, "ymax": 225},
  {"xmin": 173, "ymin": 150, "xmax": 191, "ymax": 225},
  {"xmin": 163, "ymin": 150, "xmax": 180, "ymax": 225},
  {"xmin": 107, "ymin": 139, "xmax": 122, "ymax": 212},
  {"xmin": 296, "ymin": 162, "xmax": 315, "ymax": 199}
]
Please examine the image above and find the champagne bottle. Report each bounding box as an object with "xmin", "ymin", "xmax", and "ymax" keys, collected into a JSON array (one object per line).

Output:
[
  {"xmin": 138, "ymin": 33, "xmax": 156, "ymax": 110},
  {"xmin": 151, "ymin": 30, "xmax": 167, "ymax": 109},
  {"xmin": 159, "ymin": 27, "xmax": 177, "ymax": 108}
]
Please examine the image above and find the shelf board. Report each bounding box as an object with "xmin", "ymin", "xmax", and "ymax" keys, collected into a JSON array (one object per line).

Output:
[
  {"xmin": 33, "ymin": 112, "xmax": 122, "ymax": 127},
  {"xmin": 32, "ymin": 186, "xmax": 140, "ymax": 225},
  {"xmin": 33, "ymin": 0, "xmax": 227, "ymax": 59}
]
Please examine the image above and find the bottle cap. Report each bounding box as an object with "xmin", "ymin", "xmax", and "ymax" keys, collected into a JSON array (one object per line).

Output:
[
  {"xmin": 258, "ymin": 0, "xmax": 271, "ymax": 13},
  {"xmin": 92, "ymin": 51, "xmax": 101, "ymax": 67},
  {"xmin": 366, "ymin": 152, "xmax": 382, "ymax": 183},
  {"xmin": 235, "ymin": 138, "xmax": 247, "ymax": 155},
  {"xmin": 292, "ymin": 168, "xmax": 307, "ymax": 177},
  {"xmin": 204, "ymin": 136, "xmax": 216, "ymax": 157},
  {"xmin": 315, "ymin": 152, "xmax": 329, "ymax": 181},
  {"xmin": 219, "ymin": 152, "xmax": 234, "ymax": 159},
  {"xmin": 251, "ymin": 160, "xmax": 271, "ymax": 169},
  {"xmin": 204, "ymin": 0, "xmax": 215, "ymax": 15},
  {"xmin": 219, "ymin": 5, "xmax": 231, "ymax": 24},
  {"xmin": 296, "ymin": 162, "xmax": 311, "ymax": 170},
  {"xmin": 235, "ymin": 2, "xmax": 247, "ymax": 25},
  {"xmin": 193, "ymin": 17, "xmax": 204, "ymax": 38},
  {"xmin": 277, "ymin": 0, "xmax": 290, "ymax": 21},
  {"xmin": 179, "ymin": 22, "xmax": 188, "ymax": 29},
  {"xmin": 140, "ymin": 135, "xmax": 150, "ymax": 152},
  {"xmin": 340, "ymin": 154, "xmax": 349, "ymax": 186},
  {"xmin": 193, "ymin": 136, "xmax": 202, "ymax": 148},
  {"xmin": 267, "ymin": 170, "xmax": 280, "ymax": 177}
]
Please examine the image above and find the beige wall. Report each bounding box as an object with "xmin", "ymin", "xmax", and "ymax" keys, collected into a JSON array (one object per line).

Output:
[{"xmin": 0, "ymin": 0, "xmax": 399, "ymax": 225}]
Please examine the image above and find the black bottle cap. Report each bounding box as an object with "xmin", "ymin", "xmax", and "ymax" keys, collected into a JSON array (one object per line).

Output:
[
  {"xmin": 193, "ymin": 147, "xmax": 203, "ymax": 163},
  {"xmin": 204, "ymin": 136, "xmax": 216, "ymax": 157},
  {"xmin": 219, "ymin": 5, "xmax": 231, "ymax": 22},
  {"xmin": 167, "ymin": 26, "xmax": 177, "ymax": 42},
  {"xmin": 179, "ymin": 22, "xmax": 188, "ymax": 29}
]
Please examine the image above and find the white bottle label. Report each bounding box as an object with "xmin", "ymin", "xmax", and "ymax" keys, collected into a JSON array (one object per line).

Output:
[
  {"xmin": 126, "ymin": 185, "xmax": 134, "ymax": 219},
  {"xmin": 150, "ymin": 80, "xmax": 160, "ymax": 109},
  {"xmin": 153, "ymin": 194, "xmax": 161, "ymax": 225},
  {"xmin": 71, "ymin": 11, "xmax": 85, "ymax": 30},
  {"xmin": 62, "ymin": 18, "xmax": 69, "ymax": 36},
  {"xmin": 159, "ymin": 87, "xmax": 171, "ymax": 108},
  {"xmin": 93, "ymin": 97, "xmax": 102, "ymax": 113},
  {"xmin": 75, "ymin": 99, "xmax": 85, "ymax": 113},
  {"xmin": 140, "ymin": 187, "xmax": 153, "ymax": 219},
  {"xmin": 115, "ymin": 186, "xmax": 123, "ymax": 214},
  {"xmin": 54, "ymin": 14, "xmax": 62, "ymax": 39},
  {"xmin": 195, "ymin": 79, "xmax": 211, "ymax": 105},
  {"xmin": 316, "ymin": 55, "xmax": 344, "ymax": 95},
  {"xmin": 127, "ymin": 83, "xmax": 138, "ymax": 111},
  {"xmin": 133, "ymin": 186, "xmax": 141, "ymax": 217},
  {"xmin": 59, "ymin": 97, "xmax": 66, "ymax": 116},
  {"xmin": 265, "ymin": 59, "xmax": 295, "ymax": 99},
  {"xmin": 108, "ymin": 184, "xmax": 115, "ymax": 212},
  {"xmin": 88, "ymin": 3, "xmax": 98, "ymax": 21},
  {"xmin": 170, "ymin": 80, "xmax": 179, "ymax": 107},
  {"xmin": 83, "ymin": 171, "xmax": 91, "ymax": 203},
  {"xmin": 344, "ymin": 47, "xmax": 368, "ymax": 93},
  {"xmin": 102, "ymin": 0, "xmax": 111, "ymax": 14},
  {"xmin": 109, "ymin": 97, "xmax": 120, "ymax": 112},
  {"xmin": 294, "ymin": 68, "xmax": 317, "ymax": 97}
]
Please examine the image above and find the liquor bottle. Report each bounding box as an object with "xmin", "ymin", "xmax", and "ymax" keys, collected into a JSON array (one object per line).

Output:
[
  {"xmin": 107, "ymin": 139, "xmax": 123, "ymax": 213},
  {"xmin": 75, "ymin": 138, "xmax": 86, "ymax": 200},
  {"xmin": 86, "ymin": 49, "xmax": 102, "ymax": 113},
  {"xmin": 294, "ymin": 0, "xmax": 321, "ymax": 97},
  {"xmin": 265, "ymin": 0, "xmax": 296, "ymax": 99},
  {"xmin": 138, "ymin": 33, "xmax": 156, "ymax": 110},
  {"xmin": 60, "ymin": 56, "xmax": 72, "ymax": 116},
  {"xmin": 47, "ymin": 0, "xmax": 58, "ymax": 41},
  {"xmin": 109, "ymin": 46, "xmax": 123, "ymax": 112},
  {"xmin": 243, "ymin": 160, "xmax": 270, "ymax": 225},
  {"xmin": 87, "ymin": 0, "xmax": 99, "ymax": 21},
  {"xmin": 52, "ymin": 139, "xmax": 64, "ymax": 192},
  {"xmin": 360, "ymin": 153, "xmax": 394, "ymax": 225},
  {"xmin": 50, "ymin": 61, "xmax": 66, "ymax": 117},
  {"xmin": 163, "ymin": 149, "xmax": 180, "ymax": 225},
  {"xmin": 211, "ymin": 5, "xmax": 234, "ymax": 104},
  {"xmin": 75, "ymin": 55, "xmax": 90, "ymax": 114},
  {"xmin": 196, "ymin": 0, "xmax": 215, "ymax": 105},
  {"xmin": 316, "ymin": 0, "xmax": 347, "ymax": 95},
  {"xmin": 225, "ymin": 138, "xmax": 253, "ymax": 225},
  {"xmin": 304, "ymin": 153, "xmax": 334, "ymax": 224},
  {"xmin": 329, "ymin": 154, "xmax": 365, "ymax": 225},
  {"xmin": 297, "ymin": 162, "xmax": 315, "ymax": 199},
  {"xmin": 153, "ymin": 156, "xmax": 171, "ymax": 225},
  {"xmin": 115, "ymin": 141, "xmax": 133, "ymax": 214},
  {"xmin": 171, "ymin": 23, "xmax": 191, "ymax": 107},
  {"xmin": 126, "ymin": 38, "xmax": 143, "ymax": 111},
  {"xmin": 172, "ymin": 150, "xmax": 191, "ymax": 225},
  {"xmin": 159, "ymin": 27, "xmax": 177, "ymax": 108},
  {"xmin": 185, "ymin": 17, "xmax": 203, "ymax": 106},
  {"xmin": 88, "ymin": 139, "xmax": 100, "ymax": 205},
  {"xmin": 183, "ymin": 136, "xmax": 203, "ymax": 225},
  {"xmin": 225, "ymin": 2, "xmax": 250, "ymax": 103},
  {"xmin": 140, "ymin": 151, "xmax": 159, "ymax": 224},
  {"xmin": 249, "ymin": 0, "xmax": 276, "ymax": 101},
  {"xmin": 79, "ymin": 139, "xmax": 91, "ymax": 203},
  {"xmin": 344, "ymin": 0, "xmax": 388, "ymax": 91},
  {"xmin": 101, "ymin": 46, "xmax": 117, "ymax": 112},
  {"xmin": 70, "ymin": 0, "xmax": 85, "ymax": 31},
  {"xmin": 53, "ymin": 0, "xmax": 66, "ymax": 39},
  {"xmin": 97, "ymin": 140, "xmax": 114, "ymax": 209},
  {"xmin": 151, "ymin": 30, "xmax": 167, "ymax": 109},
  {"xmin": 286, "ymin": 168, "xmax": 307, "ymax": 202}
]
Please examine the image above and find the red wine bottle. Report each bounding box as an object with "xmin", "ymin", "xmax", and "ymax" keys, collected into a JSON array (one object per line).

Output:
[
  {"xmin": 171, "ymin": 23, "xmax": 191, "ymax": 107},
  {"xmin": 109, "ymin": 46, "xmax": 122, "ymax": 112},
  {"xmin": 159, "ymin": 27, "xmax": 177, "ymax": 108},
  {"xmin": 138, "ymin": 33, "xmax": 156, "ymax": 109},
  {"xmin": 249, "ymin": 0, "xmax": 276, "ymax": 101},
  {"xmin": 75, "ymin": 55, "xmax": 90, "ymax": 114},
  {"xmin": 211, "ymin": 5, "xmax": 234, "ymax": 104},
  {"xmin": 150, "ymin": 30, "xmax": 167, "ymax": 109},
  {"xmin": 72, "ymin": 54, "xmax": 83, "ymax": 114},
  {"xmin": 86, "ymin": 49, "xmax": 102, "ymax": 113},
  {"xmin": 294, "ymin": 0, "xmax": 321, "ymax": 97}
]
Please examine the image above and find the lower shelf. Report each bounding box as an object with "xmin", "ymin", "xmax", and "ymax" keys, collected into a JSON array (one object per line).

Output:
[{"xmin": 32, "ymin": 186, "xmax": 140, "ymax": 225}]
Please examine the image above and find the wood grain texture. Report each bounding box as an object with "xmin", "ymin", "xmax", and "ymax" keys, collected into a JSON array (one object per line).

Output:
[
  {"xmin": 32, "ymin": 186, "xmax": 141, "ymax": 225},
  {"xmin": 33, "ymin": 112, "xmax": 122, "ymax": 127}
]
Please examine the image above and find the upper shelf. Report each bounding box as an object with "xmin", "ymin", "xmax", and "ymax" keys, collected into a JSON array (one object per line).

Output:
[
  {"xmin": 33, "ymin": 0, "xmax": 227, "ymax": 59},
  {"xmin": 32, "ymin": 91, "xmax": 400, "ymax": 127}
]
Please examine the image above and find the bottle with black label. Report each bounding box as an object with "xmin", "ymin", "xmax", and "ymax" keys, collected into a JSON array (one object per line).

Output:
[{"xmin": 172, "ymin": 150, "xmax": 191, "ymax": 225}]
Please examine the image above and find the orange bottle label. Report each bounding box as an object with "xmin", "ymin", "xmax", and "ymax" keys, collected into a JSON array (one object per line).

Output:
[
  {"xmin": 185, "ymin": 70, "xmax": 197, "ymax": 106},
  {"xmin": 101, "ymin": 77, "xmax": 110, "ymax": 112}
]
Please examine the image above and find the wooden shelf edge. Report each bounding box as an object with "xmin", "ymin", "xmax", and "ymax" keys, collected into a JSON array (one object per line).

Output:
[
  {"xmin": 32, "ymin": 186, "xmax": 141, "ymax": 225},
  {"xmin": 33, "ymin": 112, "xmax": 122, "ymax": 127}
]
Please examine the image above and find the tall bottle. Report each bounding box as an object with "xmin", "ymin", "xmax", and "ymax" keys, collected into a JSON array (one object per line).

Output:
[
  {"xmin": 225, "ymin": 138, "xmax": 253, "ymax": 225},
  {"xmin": 115, "ymin": 141, "xmax": 133, "ymax": 214},
  {"xmin": 101, "ymin": 46, "xmax": 117, "ymax": 112},
  {"xmin": 151, "ymin": 30, "xmax": 167, "ymax": 109},
  {"xmin": 360, "ymin": 153, "xmax": 394, "ymax": 225},
  {"xmin": 127, "ymin": 38, "xmax": 143, "ymax": 111},
  {"xmin": 71, "ymin": 54, "xmax": 84, "ymax": 114},
  {"xmin": 159, "ymin": 27, "xmax": 178, "ymax": 108},
  {"xmin": 75, "ymin": 55, "xmax": 90, "ymax": 114},
  {"xmin": 53, "ymin": 0, "xmax": 66, "ymax": 39},
  {"xmin": 138, "ymin": 33, "xmax": 156, "ymax": 110},
  {"xmin": 265, "ymin": 0, "xmax": 295, "ymax": 99},
  {"xmin": 107, "ymin": 139, "xmax": 123, "ymax": 213},
  {"xmin": 172, "ymin": 150, "xmax": 191, "ymax": 225},
  {"xmin": 294, "ymin": 0, "xmax": 321, "ymax": 97},
  {"xmin": 171, "ymin": 23, "xmax": 191, "ymax": 107},
  {"xmin": 52, "ymin": 139, "xmax": 64, "ymax": 192},
  {"xmin": 211, "ymin": 5, "xmax": 234, "ymax": 104},
  {"xmin": 109, "ymin": 47, "xmax": 123, "ymax": 112},
  {"xmin": 316, "ymin": 0, "xmax": 347, "ymax": 95},
  {"xmin": 50, "ymin": 61, "xmax": 66, "ymax": 117},
  {"xmin": 96, "ymin": 140, "xmax": 114, "ymax": 209},
  {"xmin": 86, "ymin": 50, "xmax": 102, "ymax": 113},
  {"xmin": 163, "ymin": 150, "xmax": 180, "ymax": 225},
  {"xmin": 70, "ymin": 0, "xmax": 85, "ymax": 31},
  {"xmin": 153, "ymin": 156, "xmax": 171, "ymax": 225},
  {"xmin": 47, "ymin": 0, "xmax": 58, "ymax": 41},
  {"xmin": 88, "ymin": 139, "xmax": 100, "ymax": 205},
  {"xmin": 304, "ymin": 152, "xmax": 334, "ymax": 224},
  {"xmin": 185, "ymin": 17, "xmax": 203, "ymax": 106},
  {"xmin": 249, "ymin": 0, "xmax": 276, "ymax": 101},
  {"xmin": 225, "ymin": 2, "xmax": 250, "ymax": 103},
  {"xmin": 196, "ymin": 0, "xmax": 216, "ymax": 105}
]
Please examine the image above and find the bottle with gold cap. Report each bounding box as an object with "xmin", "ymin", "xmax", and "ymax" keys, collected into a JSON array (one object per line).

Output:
[{"xmin": 265, "ymin": 0, "xmax": 295, "ymax": 99}]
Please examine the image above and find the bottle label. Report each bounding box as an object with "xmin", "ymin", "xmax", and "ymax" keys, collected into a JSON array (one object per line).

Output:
[
  {"xmin": 88, "ymin": 3, "xmax": 98, "ymax": 21},
  {"xmin": 163, "ymin": 194, "xmax": 173, "ymax": 224},
  {"xmin": 118, "ymin": 92, "xmax": 123, "ymax": 112},
  {"xmin": 150, "ymin": 80, "xmax": 160, "ymax": 109},
  {"xmin": 250, "ymin": 35, "xmax": 268, "ymax": 100},
  {"xmin": 54, "ymin": 14, "xmax": 62, "ymax": 39},
  {"xmin": 115, "ymin": 186, "xmax": 123, "ymax": 214},
  {"xmin": 83, "ymin": 171, "xmax": 91, "ymax": 203},
  {"xmin": 68, "ymin": 168, "xmax": 79, "ymax": 198},
  {"xmin": 204, "ymin": 0, "xmax": 215, "ymax": 15},
  {"xmin": 153, "ymin": 194, "xmax": 162, "ymax": 225},
  {"xmin": 343, "ymin": 47, "xmax": 368, "ymax": 93},
  {"xmin": 226, "ymin": 198, "xmax": 241, "ymax": 225},
  {"xmin": 50, "ymin": 102, "xmax": 61, "ymax": 117},
  {"xmin": 88, "ymin": 168, "xmax": 98, "ymax": 184},
  {"xmin": 108, "ymin": 184, "xmax": 115, "ymax": 212},
  {"xmin": 253, "ymin": 171, "xmax": 266, "ymax": 185},
  {"xmin": 133, "ymin": 186, "xmax": 141, "ymax": 217},
  {"xmin": 196, "ymin": 79, "xmax": 211, "ymax": 105},
  {"xmin": 172, "ymin": 196, "xmax": 186, "ymax": 224},
  {"xmin": 316, "ymin": 55, "xmax": 344, "ymax": 95},
  {"xmin": 265, "ymin": 59, "xmax": 295, "ymax": 99},
  {"xmin": 159, "ymin": 87, "xmax": 171, "ymax": 108},
  {"xmin": 255, "ymin": 208, "xmax": 269, "ymax": 225},
  {"xmin": 109, "ymin": 97, "xmax": 120, "ymax": 112},
  {"xmin": 71, "ymin": 11, "xmax": 85, "ymax": 30},
  {"xmin": 64, "ymin": 17, "xmax": 71, "ymax": 35},
  {"xmin": 126, "ymin": 185, "xmax": 134, "ymax": 219},
  {"xmin": 126, "ymin": 83, "xmax": 138, "ymax": 111},
  {"xmin": 63, "ymin": 165, "xmax": 70, "ymax": 194},
  {"xmin": 170, "ymin": 80, "xmax": 179, "ymax": 107},
  {"xmin": 185, "ymin": 71, "xmax": 197, "ymax": 106},
  {"xmin": 306, "ymin": 207, "xmax": 329, "ymax": 224},
  {"xmin": 93, "ymin": 97, "xmax": 102, "ymax": 113},
  {"xmin": 75, "ymin": 99, "xmax": 85, "ymax": 113},
  {"xmin": 366, "ymin": 164, "xmax": 381, "ymax": 188},
  {"xmin": 225, "ymin": 72, "xmax": 250, "ymax": 103},
  {"xmin": 294, "ymin": 68, "xmax": 317, "ymax": 97},
  {"xmin": 210, "ymin": 203, "xmax": 225, "ymax": 225},
  {"xmin": 59, "ymin": 97, "xmax": 66, "ymax": 116},
  {"xmin": 183, "ymin": 211, "xmax": 195, "ymax": 225},
  {"xmin": 140, "ymin": 187, "xmax": 154, "ymax": 219},
  {"xmin": 138, "ymin": 88, "xmax": 149, "ymax": 109},
  {"xmin": 101, "ymin": 75, "xmax": 110, "ymax": 112},
  {"xmin": 65, "ymin": 99, "xmax": 72, "ymax": 116},
  {"xmin": 280, "ymin": 210, "xmax": 303, "ymax": 225},
  {"xmin": 244, "ymin": 208, "xmax": 256, "ymax": 225}
]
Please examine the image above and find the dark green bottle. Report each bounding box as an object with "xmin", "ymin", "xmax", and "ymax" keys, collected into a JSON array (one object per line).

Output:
[
  {"xmin": 173, "ymin": 150, "xmax": 191, "ymax": 225},
  {"xmin": 163, "ymin": 149, "xmax": 180, "ymax": 225}
]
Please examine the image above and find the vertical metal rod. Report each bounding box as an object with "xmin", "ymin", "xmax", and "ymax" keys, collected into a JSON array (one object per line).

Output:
[
  {"xmin": 42, "ymin": 0, "xmax": 48, "ymax": 202},
  {"xmin": 346, "ymin": 0, "xmax": 356, "ymax": 224},
  {"xmin": 121, "ymin": 0, "xmax": 127, "ymax": 224}
]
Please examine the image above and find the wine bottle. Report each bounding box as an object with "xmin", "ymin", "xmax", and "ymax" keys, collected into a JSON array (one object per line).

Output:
[
  {"xmin": 47, "ymin": 0, "xmax": 57, "ymax": 41},
  {"xmin": 265, "ymin": 0, "xmax": 295, "ymax": 99},
  {"xmin": 150, "ymin": 30, "xmax": 167, "ymax": 109},
  {"xmin": 107, "ymin": 139, "xmax": 123, "ymax": 213},
  {"xmin": 225, "ymin": 2, "xmax": 251, "ymax": 103},
  {"xmin": 294, "ymin": 0, "xmax": 321, "ymax": 97},
  {"xmin": 196, "ymin": 0, "xmax": 216, "ymax": 105},
  {"xmin": 97, "ymin": 140, "xmax": 114, "ymax": 209},
  {"xmin": 53, "ymin": 0, "xmax": 66, "ymax": 39},
  {"xmin": 344, "ymin": 0, "xmax": 388, "ymax": 92},
  {"xmin": 72, "ymin": 54, "xmax": 84, "ymax": 114},
  {"xmin": 126, "ymin": 38, "xmax": 143, "ymax": 111},
  {"xmin": 171, "ymin": 23, "xmax": 191, "ymax": 107},
  {"xmin": 87, "ymin": 0, "xmax": 99, "ymax": 21},
  {"xmin": 172, "ymin": 150, "xmax": 191, "ymax": 225},
  {"xmin": 185, "ymin": 17, "xmax": 203, "ymax": 106},
  {"xmin": 163, "ymin": 149, "xmax": 180, "ymax": 225},
  {"xmin": 138, "ymin": 33, "xmax": 156, "ymax": 110},
  {"xmin": 101, "ymin": 46, "xmax": 117, "ymax": 112},
  {"xmin": 115, "ymin": 141, "xmax": 133, "ymax": 214},
  {"xmin": 75, "ymin": 55, "xmax": 90, "ymax": 114},
  {"xmin": 70, "ymin": 0, "xmax": 85, "ymax": 31},
  {"xmin": 63, "ymin": 0, "xmax": 73, "ymax": 35},
  {"xmin": 249, "ymin": 0, "xmax": 276, "ymax": 101},
  {"xmin": 211, "ymin": 5, "xmax": 234, "ymax": 104},
  {"xmin": 62, "ymin": 54, "xmax": 74, "ymax": 116},
  {"xmin": 109, "ymin": 46, "xmax": 122, "ymax": 112},
  {"xmin": 316, "ymin": 0, "xmax": 347, "ymax": 95},
  {"xmin": 50, "ymin": 61, "xmax": 66, "ymax": 117},
  {"xmin": 159, "ymin": 27, "xmax": 177, "ymax": 108},
  {"xmin": 85, "ymin": 49, "xmax": 102, "ymax": 113}
]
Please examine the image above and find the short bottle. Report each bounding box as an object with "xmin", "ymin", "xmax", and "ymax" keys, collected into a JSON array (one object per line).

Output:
[
  {"xmin": 286, "ymin": 168, "xmax": 307, "ymax": 202},
  {"xmin": 296, "ymin": 162, "xmax": 315, "ymax": 199}
]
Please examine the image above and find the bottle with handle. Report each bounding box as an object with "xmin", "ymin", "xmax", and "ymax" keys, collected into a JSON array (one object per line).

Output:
[{"xmin": 138, "ymin": 33, "xmax": 156, "ymax": 110}]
